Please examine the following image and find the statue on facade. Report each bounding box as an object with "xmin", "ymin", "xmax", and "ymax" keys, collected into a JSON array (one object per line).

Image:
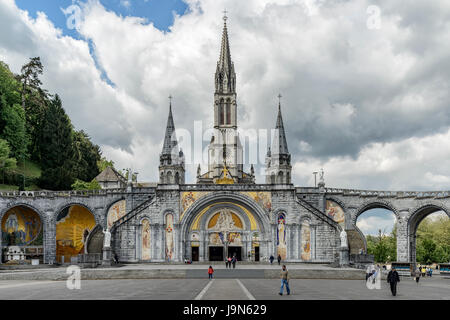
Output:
[
  {"xmin": 340, "ymin": 229, "xmax": 348, "ymax": 248},
  {"xmin": 318, "ymin": 168, "xmax": 325, "ymax": 188},
  {"xmin": 103, "ymin": 227, "xmax": 111, "ymax": 248},
  {"xmin": 213, "ymin": 209, "xmax": 236, "ymax": 232}
]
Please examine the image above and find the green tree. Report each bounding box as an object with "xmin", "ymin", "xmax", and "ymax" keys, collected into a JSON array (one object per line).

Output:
[
  {"xmin": 18, "ymin": 57, "xmax": 43, "ymax": 110},
  {"xmin": 0, "ymin": 103, "xmax": 28, "ymax": 160},
  {"xmin": 366, "ymin": 228, "xmax": 396, "ymax": 263},
  {"xmin": 97, "ymin": 157, "xmax": 114, "ymax": 172},
  {"xmin": 72, "ymin": 130, "xmax": 101, "ymax": 182},
  {"xmin": 38, "ymin": 95, "xmax": 75, "ymax": 190},
  {"xmin": 71, "ymin": 178, "xmax": 101, "ymax": 190},
  {"xmin": 0, "ymin": 139, "xmax": 17, "ymax": 184}
]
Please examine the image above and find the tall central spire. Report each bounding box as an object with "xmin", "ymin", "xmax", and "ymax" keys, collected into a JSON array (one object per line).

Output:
[{"xmin": 215, "ymin": 12, "xmax": 236, "ymax": 94}]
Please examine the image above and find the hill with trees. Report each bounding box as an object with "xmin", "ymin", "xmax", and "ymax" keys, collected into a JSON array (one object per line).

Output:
[{"xmin": 0, "ymin": 57, "xmax": 111, "ymax": 191}]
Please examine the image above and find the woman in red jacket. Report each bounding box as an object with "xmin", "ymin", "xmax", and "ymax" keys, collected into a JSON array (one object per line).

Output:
[{"xmin": 208, "ymin": 266, "xmax": 214, "ymax": 279}]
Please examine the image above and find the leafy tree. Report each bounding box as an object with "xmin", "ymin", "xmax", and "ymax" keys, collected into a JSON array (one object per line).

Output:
[
  {"xmin": 18, "ymin": 57, "xmax": 43, "ymax": 110},
  {"xmin": 38, "ymin": 95, "xmax": 75, "ymax": 190},
  {"xmin": 0, "ymin": 102, "xmax": 28, "ymax": 160},
  {"xmin": 97, "ymin": 157, "xmax": 114, "ymax": 172},
  {"xmin": 366, "ymin": 228, "xmax": 396, "ymax": 263},
  {"xmin": 0, "ymin": 139, "xmax": 17, "ymax": 184},
  {"xmin": 72, "ymin": 130, "xmax": 101, "ymax": 182},
  {"xmin": 71, "ymin": 178, "xmax": 101, "ymax": 190}
]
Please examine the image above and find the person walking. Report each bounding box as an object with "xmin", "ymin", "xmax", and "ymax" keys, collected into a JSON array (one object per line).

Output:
[
  {"xmin": 421, "ymin": 266, "xmax": 426, "ymax": 277},
  {"xmin": 232, "ymin": 255, "xmax": 237, "ymax": 269},
  {"xmin": 429, "ymin": 268, "xmax": 433, "ymax": 277},
  {"xmin": 279, "ymin": 265, "xmax": 290, "ymax": 296},
  {"xmin": 415, "ymin": 268, "xmax": 421, "ymax": 285},
  {"xmin": 387, "ymin": 267, "xmax": 400, "ymax": 296},
  {"xmin": 227, "ymin": 256, "xmax": 232, "ymax": 269},
  {"xmin": 277, "ymin": 254, "xmax": 282, "ymax": 266},
  {"xmin": 269, "ymin": 255, "xmax": 274, "ymax": 265},
  {"xmin": 208, "ymin": 266, "xmax": 214, "ymax": 279},
  {"xmin": 225, "ymin": 257, "xmax": 229, "ymax": 268}
]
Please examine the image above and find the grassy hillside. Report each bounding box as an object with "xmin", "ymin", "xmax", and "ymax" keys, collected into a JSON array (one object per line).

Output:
[{"xmin": 0, "ymin": 159, "xmax": 41, "ymax": 191}]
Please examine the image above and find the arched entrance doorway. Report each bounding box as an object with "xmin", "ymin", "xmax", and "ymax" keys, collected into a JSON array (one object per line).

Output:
[
  {"xmin": 56, "ymin": 204, "xmax": 96, "ymax": 263},
  {"xmin": 408, "ymin": 205, "xmax": 450, "ymax": 265},
  {"xmin": 207, "ymin": 209, "xmax": 244, "ymax": 261},
  {"xmin": 1, "ymin": 205, "xmax": 43, "ymax": 263},
  {"xmin": 181, "ymin": 193, "xmax": 270, "ymax": 263}
]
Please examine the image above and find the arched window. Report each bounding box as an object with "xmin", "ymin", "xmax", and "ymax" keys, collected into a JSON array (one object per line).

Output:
[
  {"xmin": 219, "ymin": 99, "xmax": 225, "ymax": 125},
  {"xmin": 175, "ymin": 172, "xmax": 180, "ymax": 184},
  {"xmin": 160, "ymin": 172, "xmax": 164, "ymax": 184},
  {"xmin": 271, "ymin": 174, "xmax": 275, "ymax": 184},
  {"xmin": 277, "ymin": 213, "xmax": 287, "ymax": 259},
  {"xmin": 165, "ymin": 213, "xmax": 174, "ymax": 261},
  {"xmin": 167, "ymin": 171, "xmax": 173, "ymax": 184},
  {"xmin": 286, "ymin": 172, "xmax": 290, "ymax": 184},
  {"xmin": 278, "ymin": 171, "xmax": 284, "ymax": 184},
  {"xmin": 141, "ymin": 219, "xmax": 151, "ymax": 260},
  {"xmin": 226, "ymin": 99, "xmax": 231, "ymax": 125}
]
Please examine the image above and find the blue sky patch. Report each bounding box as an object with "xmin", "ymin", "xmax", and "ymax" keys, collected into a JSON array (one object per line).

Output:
[{"xmin": 15, "ymin": 0, "xmax": 188, "ymax": 36}]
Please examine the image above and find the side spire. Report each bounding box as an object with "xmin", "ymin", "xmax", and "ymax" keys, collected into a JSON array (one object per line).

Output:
[
  {"xmin": 159, "ymin": 95, "xmax": 185, "ymax": 185},
  {"xmin": 162, "ymin": 95, "xmax": 177, "ymax": 155},
  {"xmin": 274, "ymin": 94, "xmax": 289, "ymax": 155}
]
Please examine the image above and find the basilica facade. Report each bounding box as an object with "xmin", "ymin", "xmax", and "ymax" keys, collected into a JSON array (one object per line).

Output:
[
  {"xmin": 2, "ymin": 18, "xmax": 444, "ymax": 266},
  {"xmin": 111, "ymin": 17, "xmax": 342, "ymax": 263}
]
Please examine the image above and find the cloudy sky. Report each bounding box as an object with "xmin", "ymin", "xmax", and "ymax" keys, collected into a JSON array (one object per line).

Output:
[{"xmin": 1, "ymin": 0, "xmax": 450, "ymax": 233}]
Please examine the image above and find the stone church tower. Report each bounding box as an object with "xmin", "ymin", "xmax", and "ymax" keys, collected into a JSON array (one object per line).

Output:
[
  {"xmin": 159, "ymin": 100, "xmax": 185, "ymax": 184},
  {"xmin": 197, "ymin": 15, "xmax": 254, "ymax": 184},
  {"xmin": 265, "ymin": 99, "xmax": 292, "ymax": 184}
]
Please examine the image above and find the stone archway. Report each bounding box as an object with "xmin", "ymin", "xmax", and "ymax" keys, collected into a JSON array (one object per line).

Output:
[
  {"xmin": 180, "ymin": 192, "xmax": 271, "ymax": 262},
  {"xmin": 352, "ymin": 201, "xmax": 399, "ymax": 258},
  {"xmin": 55, "ymin": 204, "xmax": 96, "ymax": 263},
  {"xmin": 0, "ymin": 204, "xmax": 45, "ymax": 263},
  {"xmin": 407, "ymin": 204, "xmax": 450, "ymax": 265}
]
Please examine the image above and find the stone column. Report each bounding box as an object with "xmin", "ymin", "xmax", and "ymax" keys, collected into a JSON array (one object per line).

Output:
[
  {"xmin": 272, "ymin": 224, "xmax": 277, "ymax": 257},
  {"xmin": 152, "ymin": 223, "xmax": 159, "ymax": 261},
  {"xmin": 396, "ymin": 215, "xmax": 409, "ymax": 262},
  {"xmin": 200, "ymin": 231, "xmax": 206, "ymax": 262},
  {"xmin": 44, "ymin": 213, "xmax": 56, "ymax": 264},
  {"xmin": 135, "ymin": 224, "xmax": 141, "ymax": 261},
  {"xmin": 294, "ymin": 224, "xmax": 299, "ymax": 261},
  {"xmin": 311, "ymin": 225, "xmax": 317, "ymax": 261},
  {"xmin": 160, "ymin": 224, "xmax": 165, "ymax": 261}
]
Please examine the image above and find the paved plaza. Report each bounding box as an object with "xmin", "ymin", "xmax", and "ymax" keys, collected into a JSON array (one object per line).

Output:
[{"xmin": 0, "ymin": 275, "xmax": 447, "ymax": 300}]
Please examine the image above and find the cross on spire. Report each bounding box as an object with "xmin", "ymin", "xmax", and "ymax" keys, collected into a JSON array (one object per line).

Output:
[
  {"xmin": 278, "ymin": 93, "xmax": 282, "ymax": 104},
  {"xmin": 223, "ymin": 9, "xmax": 228, "ymax": 22}
]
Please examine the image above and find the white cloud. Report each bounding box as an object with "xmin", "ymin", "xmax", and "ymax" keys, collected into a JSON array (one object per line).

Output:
[{"xmin": 356, "ymin": 214, "xmax": 396, "ymax": 236}]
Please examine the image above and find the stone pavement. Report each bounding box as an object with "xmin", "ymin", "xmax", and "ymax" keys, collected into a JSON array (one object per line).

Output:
[
  {"xmin": 0, "ymin": 263, "xmax": 366, "ymax": 280},
  {"xmin": 0, "ymin": 276, "xmax": 447, "ymax": 300}
]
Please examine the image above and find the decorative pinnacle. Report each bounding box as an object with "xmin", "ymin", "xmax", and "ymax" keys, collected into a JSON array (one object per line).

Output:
[
  {"xmin": 278, "ymin": 93, "xmax": 282, "ymax": 110},
  {"xmin": 168, "ymin": 95, "xmax": 173, "ymax": 104},
  {"xmin": 223, "ymin": 9, "xmax": 228, "ymax": 22}
]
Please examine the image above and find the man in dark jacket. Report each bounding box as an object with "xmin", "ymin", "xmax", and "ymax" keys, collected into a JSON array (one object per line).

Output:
[{"xmin": 387, "ymin": 267, "xmax": 400, "ymax": 296}]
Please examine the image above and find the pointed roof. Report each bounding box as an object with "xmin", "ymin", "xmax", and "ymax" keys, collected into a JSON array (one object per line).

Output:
[
  {"xmin": 218, "ymin": 16, "xmax": 233, "ymax": 75},
  {"xmin": 272, "ymin": 101, "xmax": 289, "ymax": 155},
  {"xmin": 95, "ymin": 166, "xmax": 126, "ymax": 183},
  {"xmin": 162, "ymin": 100, "xmax": 178, "ymax": 155}
]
